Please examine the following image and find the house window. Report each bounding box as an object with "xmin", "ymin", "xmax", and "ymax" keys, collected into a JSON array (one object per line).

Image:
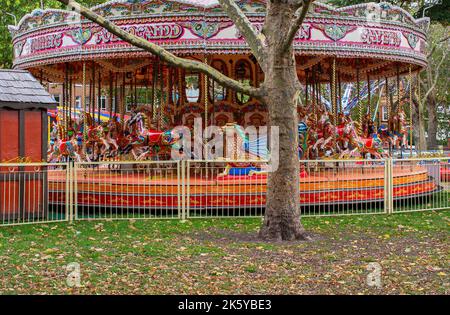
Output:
[
  {"xmin": 109, "ymin": 97, "xmax": 116, "ymax": 113},
  {"xmin": 100, "ymin": 95, "xmax": 107, "ymax": 111},
  {"xmin": 126, "ymin": 96, "xmax": 133, "ymax": 112},
  {"xmin": 85, "ymin": 97, "xmax": 90, "ymax": 111},
  {"xmin": 75, "ymin": 96, "xmax": 82, "ymax": 109},
  {"xmin": 381, "ymin": 106, "xmax": 388, "ymax": 121},
  {"xmin": 52, "ymin": 94, "xmax": 61, "ymax": 105}
]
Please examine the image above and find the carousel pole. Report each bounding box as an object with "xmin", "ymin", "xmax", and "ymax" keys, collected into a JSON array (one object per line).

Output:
[
  {"xmin": 120, "ymin": 73, "xmax": 125, "ymax": 124},
  {"xmin": 376, "ymin": 77, "xmax": 381, "ymax": 127},
  {"xmin": 152, "ymin": 58, "xmax": 158, "ymax": 124},
  {"xmin": 82, "ymin": 62, "xmax": 87, "ymax": 151},
  {"xmin": 338, "ymin": 69, "xmax": 342, "ymax": 113},
  {"xmin": 108, "ymin": 71, "xmax": 113, "ymax": 116},
  {"xmin": 62, "ymin": 65, "xmax": 66, "ymax": 136},
  {"xmin": 397, "ymin": 64, "xmax": 401, "ymax": 113},
  {"xmin": 305, "ymin": 69, "xmax": 309, "ymax": 112},
  {"xmin": 97, "ymin": 70, "xmax": 101, "ymax": 124},
  {"xmin": 134, "ymin": 71, "xmax": 138, "ymax": 108},
  {"xmin": 93, "ymin": 64, "xmax": 96, "ymax": 123},
  {"xmin": 311, "ymin": 67, "xmax": 316, "ymax": 122},
  {"xmin": 396, "ymin": 64, "xmax": 402, "ymax": 157},
  {"xmin": 332, "ymin": 57, "xmax": 337, "ymax": 124},
  {"xmin": 367, "ymin": 74, "xmax": 371, "ymax": 116},
  {"xmin": 89, "ymin": 64, "xmax": 92, "ymax": 117},
  {"xmin": 204, "ymin": 56, "xmax": 208, "ymax": 131},
  {"xmin": 90, "ymin": 62, "xmax": 95, "ymax": 120},
  {"xmin": 167, "ymin": 66, "xmax": 172, "ymax": 106},
  {"xmin": 417, "ymin": 69, "xmax": 422, "ymax": 155},
  {"xmin": 204, "ymin": 56, "xmax": 209, "ymax": 173},
  {"xmin": 316, "ymin": 69, "xmax": 320, "ymax": 112},
  {"xmin": 409, "ymin": 65, "xmax": 413, "ymax": 157},
  {"xmin": 385, "ymin": 76, "xmax": 392, "ymax": 155},
  {"xmin": 177, "ymin": 67, "xmax": 183, "ymax": 125},
  {"xmin": 146, "ymin": 63, "xmax": 151, "ymax": 121},
  {"xmin": 68, "ymin": 69, "xmax": 72, "ymax": 128},
  {"xmin": 64, "ymin": 63, "xmax": 69, "ymax": 136},
  {"xmin": 167, "ymin": 66, "xmax": 172, "ymax": 126},
  {"xmin": 329, "ymin": 63, "xmax": 334, "ymax": 118},
  {"xmin": 159, "ymin": 61, "xmax": 164, "ymax": 129},
  {"xmin": 385, "ymin": 77, "xmax": 390, "ymax": 123},
  {"xmin": 114, "ymin": 73, "xmax": 118, "ymax": 119},
  {"xmin": 356, "ymin": 66, "xmax": 362, "ymax": 134}
]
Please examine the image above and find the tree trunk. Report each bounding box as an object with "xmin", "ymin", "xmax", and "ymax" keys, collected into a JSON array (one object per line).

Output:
[
  {"xmin": 426, "ymin": 96, "xmax": 438, "ymax": 150},
  {"xmin": 412, "ymin": 97, "xmax": 427, "ymax": 152},
  {"xmin": 258, "ymin": 2, "xmax": 308, "ymax": 241},
  {"xmin": 425, "ymin": 65, "xmax": 439, "ymax": 150}
]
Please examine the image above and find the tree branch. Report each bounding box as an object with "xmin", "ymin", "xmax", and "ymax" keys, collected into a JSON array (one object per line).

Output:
[
  {"xmin": 423, "ymin": 48, "xmax": 447, "ymax": 101},
  {"xmin": 217, "ymin": 0, "xmax": 266, "ymax": 65},
  {"xmin": 57, "ymin": 0, "xmax": 262, "ymax": 98},
  {"xmin": 281, "ymin": 0, "xmax": 312, "ymax": 53},
  {"xmin": 427, "ymin": 34, "xmax": 450, "ymax": 58}
]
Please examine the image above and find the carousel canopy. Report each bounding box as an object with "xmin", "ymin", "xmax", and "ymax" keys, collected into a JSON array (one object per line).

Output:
[{"xmin": 9, "ymin": 0, "xmax": 429, "ymax": 81}]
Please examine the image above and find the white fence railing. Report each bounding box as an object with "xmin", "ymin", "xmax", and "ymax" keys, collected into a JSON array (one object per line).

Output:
[
  {"xmin": 186, "ymin": 160, "xmax": 267, "ymax": 218},
  {"xmin": 73, "ymin": 161, "xmax": 181, "ymax": 220},
  {"xmin": 0, "ymin": 158, "xmax": 448, "ymax": 226},
  {"xmin": 392, "ymin": 158, "xmax": 449, "ymax": 213},
  {"xmin": 298, "ymin": 159, "xmax": 388, "ymax": 216}
]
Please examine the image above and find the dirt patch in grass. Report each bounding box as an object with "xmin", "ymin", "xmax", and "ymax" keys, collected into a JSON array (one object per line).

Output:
[{"xmin": 193, "ymin": 227, "xmax": 322, "ymax": 244}]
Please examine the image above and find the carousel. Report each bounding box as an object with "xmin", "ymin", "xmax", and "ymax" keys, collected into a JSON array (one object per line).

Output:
[{"xmin": 8, "ymin": 0, "xmax": 442, "ymax": 210}]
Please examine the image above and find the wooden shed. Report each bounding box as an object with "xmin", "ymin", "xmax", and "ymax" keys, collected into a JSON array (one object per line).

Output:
[{"xmin": 0, "ymin": 69, "xmax": 56, "ymax": 222}]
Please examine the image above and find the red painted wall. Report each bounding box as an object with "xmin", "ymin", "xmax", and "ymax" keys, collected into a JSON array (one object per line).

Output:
[
  {"xmin": 0, "ymin": 109, "xmax": 46, "ymax": 220},
  {"xmin": 24, "ymin": 111, "xmax": 43, "ymax": 162},
  {"xmin": 0, "ymin": 110, "xmax": 19, "ymax": 162}
]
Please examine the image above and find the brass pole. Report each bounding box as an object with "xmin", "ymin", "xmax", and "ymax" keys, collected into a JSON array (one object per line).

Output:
[
  {"xmin": 82, "ymin": 62, "xmax": 87, "ymax": 150},
  {"xmin": 409, "ymin": 65, "xmax": 413, "ymax": 156}
]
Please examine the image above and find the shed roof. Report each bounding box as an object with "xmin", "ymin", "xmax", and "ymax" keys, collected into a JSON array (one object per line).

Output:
[{"xmin": 0, "ymin": 69, "xmax": 56, "ymax": 110}]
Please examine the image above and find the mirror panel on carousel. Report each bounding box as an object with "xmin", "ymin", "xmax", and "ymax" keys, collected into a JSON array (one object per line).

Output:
[
  {"xmin": 235, "ymin": 59, "xmax": 253, "ymax": 105},
  {"xmin": 185, "ymin": 72, "xmax": 200, "ymax": 103}
]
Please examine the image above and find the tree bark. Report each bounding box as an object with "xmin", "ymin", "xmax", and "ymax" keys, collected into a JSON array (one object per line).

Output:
[
  {"xmin": 258, "ymin": 2, "xmax": 308, "ymax": 241},
  {"xmin": 411, "ymin": 97, "xmax": 426, "ymax": 152},
  {"xmin": 412, "ymin": 79, "xmax": 427, "ymax": 152},
  {"xmin": 426, "ymin": 96, "xmax": 438, "ymax": 149}
]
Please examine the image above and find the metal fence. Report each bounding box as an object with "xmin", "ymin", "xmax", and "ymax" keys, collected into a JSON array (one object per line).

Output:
[
  {"xmin": 0, "ymin": 162, "xmax": 69, "ymax": 226},
  {"xmin": 186, "ymin": 160, "xmax": 267, "ymax": 218},
  {"xmin": 0, "ymin": 157, "xmax": 448, "ymax": 226},
  {"xmin": 392, "ymin": 158, "xmax": 450, "ymax": 213},
  {"xmin": 299, "ymin": 159, "xmax": 388, "ymax": 216},
  {"xmin": 73, "ymin": 161, "xmax": 181, "ymax": 220}
]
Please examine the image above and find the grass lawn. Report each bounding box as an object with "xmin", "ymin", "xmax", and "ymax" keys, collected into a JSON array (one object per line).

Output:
[{"xmin": 0, "ymin": 210, "xmax": 448, "ymax": 294}]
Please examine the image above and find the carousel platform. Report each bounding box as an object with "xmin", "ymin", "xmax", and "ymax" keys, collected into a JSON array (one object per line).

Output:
[{"xmin": 47, "ymin": 165, "xmax": 442, "ymax": 210}]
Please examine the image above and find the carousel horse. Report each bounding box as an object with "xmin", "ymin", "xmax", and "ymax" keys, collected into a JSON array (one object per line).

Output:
[
  {"xmin": 123, "ymin": 109, "xmax": 182, "ymax": 160},
  {"xmin": 336, "ymin": 122, "xmax": 360, "ymax": 159},
  {"xmin": 80, "ymin": 113, "xmax": 120, "ymax": 160},
  {"xmin": 306, "ymin": 127, "xmax": 321, "ymax": 159},
  {"xmin": 377, "ymin": 124, "xmax": 397, "ymax": 150},
  {"xmin": 47, "ymin": 123, "xmax": 83, "ymax": 162},
  {"xmin": 346, "ymin": 121, "xmax": 388, "ymax": 159},
  {"xmin": 53, "ymin": 138, "xmax": 82, "ymax": 162}
]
